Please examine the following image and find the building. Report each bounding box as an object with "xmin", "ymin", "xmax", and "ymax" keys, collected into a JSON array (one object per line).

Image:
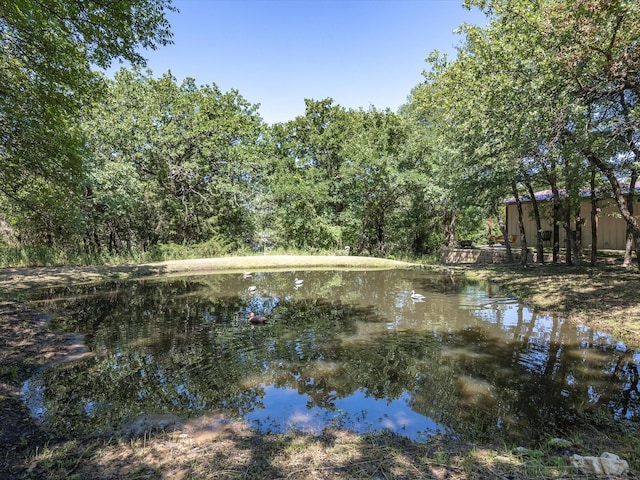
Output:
[{"xmin": 504, "ymin": 183, "xmax": 640, "ymax": 251}]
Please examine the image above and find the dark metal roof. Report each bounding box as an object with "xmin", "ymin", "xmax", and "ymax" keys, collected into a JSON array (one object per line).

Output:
[{"xmin": 504, "ymin": 182, "xmax": 640, "ymax": 204}]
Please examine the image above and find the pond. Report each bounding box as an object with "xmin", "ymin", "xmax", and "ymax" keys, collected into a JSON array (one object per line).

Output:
[{"xmin": 21, "ymin": 268, "xmax": 639, "ymax": 445}]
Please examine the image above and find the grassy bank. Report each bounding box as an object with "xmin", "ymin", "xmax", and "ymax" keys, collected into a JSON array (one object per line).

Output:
[
  {"xmin": 464, "ymin": 263, "xmax": 640, "ymax": 344},
  {"xmin": 1, "ymin": 257, "xmax": 638, "ymax": 479},
  {"xmin": 0, "ymin": 255, "xmax": 415, "ymax": 295},
  {"xmin": 0, "ymin": 243, "xmax": 437, "ymax": 270}
]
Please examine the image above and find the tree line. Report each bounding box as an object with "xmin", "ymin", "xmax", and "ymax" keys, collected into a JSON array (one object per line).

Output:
[
  {"xmin": 1, "ymin": 0, "xmax": 638, "ymax": 268},
  {"xmin": 417, "ymin": 0, "xmax": 640, "ymax": 267}
]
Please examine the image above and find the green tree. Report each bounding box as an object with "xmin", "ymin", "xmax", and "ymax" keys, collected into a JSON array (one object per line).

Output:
[
  {"xmin": 83, "ymin": 68, "xmax": 265, "ymax": 252},
  {"xmin": 406, "ymin": 78, "xmax": 491, "ymax": 252},
  {"xmin": 268, "ymin": 101, "xmax": 432, "ymax": 256},
  {"xmin": 268, "ymin": 99, "xmax": 349, "ymax": 250},
  {"xmin": 414, "ymin": 0, "xmax": 637, "ymax": 267},
  {"xmin": 544, "ymin": 0, "xmax": 640, "ymax": 266},
  {"xmin": 411, "ymin": 41, "xmax": 524, "ymax": 258},
  {"xmin": 0, "ymin": 0, "xmax": 174, "ymax": 247},
  {"xmin": 461, "ymin": 0, "xmax": 640, "ymax": 267},
  {"xmin": 340, "ymin": 108, "xmax": 415, "ymax": 256}
]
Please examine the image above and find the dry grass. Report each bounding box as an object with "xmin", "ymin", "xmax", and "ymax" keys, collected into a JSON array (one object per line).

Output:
[
  {"xmin": 23, "ymin": 421, "xmax": 581, "ymax": 480},
  {"xmin": 0, "ymin": 255, "xmax": 415, "ymax": 295}
]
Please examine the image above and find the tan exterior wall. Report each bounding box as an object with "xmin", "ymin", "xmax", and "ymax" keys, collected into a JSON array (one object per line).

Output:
[{"xmin": 505, "ymin": 198, "xmax": 640, "ymax": 251}]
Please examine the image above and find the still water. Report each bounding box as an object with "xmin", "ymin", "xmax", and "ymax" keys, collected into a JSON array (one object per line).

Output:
[{"xmin": 21, "ymin": 269, "xmax": 639, "ymax": 444}]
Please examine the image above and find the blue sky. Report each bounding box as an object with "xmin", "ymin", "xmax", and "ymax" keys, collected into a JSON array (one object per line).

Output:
[{"xmin": 124, "ymin": 0, "xmax": 486, "ymax": 124}]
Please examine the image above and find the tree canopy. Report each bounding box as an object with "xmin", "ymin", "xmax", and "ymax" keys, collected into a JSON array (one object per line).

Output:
[
  {"xmin": 410, "ymin": 0, "xmax": 640, "ymax": 266},
  {"xmin": 82, "ymin": 68, "xmax": 264, "ymax": 253},
  {"xmin": 1, "ymin": 0, "xmax": 639, "ymax": 269},
  {"xmin": 0, "ymin": 0, "xmax": 175, "ymax": 241}
]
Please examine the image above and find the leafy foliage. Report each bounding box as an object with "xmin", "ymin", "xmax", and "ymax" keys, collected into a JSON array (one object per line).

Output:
[
  {"xmin": 3, "ymin": 0, "xmax": 640, "ymax": 266},
  {"xmin": 0, "ymin": 0, "xmax": 175, "ymax": 247},
  {"xmin": 82, "ymin": 68, "xmax": 265, "ymax": 252},
  {"xmin": 410, "ymin": 0, "xmax": 640, "ymax": 265}
]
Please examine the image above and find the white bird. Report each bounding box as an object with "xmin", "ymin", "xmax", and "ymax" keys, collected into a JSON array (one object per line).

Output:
[
  {"xmin": 410, "ymin": 290, "xmax": 426, "ymax": 301},
  {"xmin": 243, "ymin": 272, "xmax": 253, "ymax": 278},
  {"xmin": 248, "ymin": 285, "xmax": 257, "ymax": 294},
  {"xmin": 294, "ymin": 278, "xmax": 304, "ymax": 286}
]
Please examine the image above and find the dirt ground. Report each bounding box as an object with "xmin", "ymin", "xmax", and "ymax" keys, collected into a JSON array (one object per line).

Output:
[
  {"xmin": 0, "ymin": 301, "xmax": 91, "ymax": 477},
  {"xmin": 1, "ymin": 257, "xmax": 638, "ymax": 479}
]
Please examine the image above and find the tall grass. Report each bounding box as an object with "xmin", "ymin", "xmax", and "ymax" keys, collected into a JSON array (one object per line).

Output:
[
  {"xmin": 0, "ymin": 245, "xmax": 153, "ymax": 268},
  {"xmin": 0, "ymin": 242, "xmax": 438, "ymax": 269}
]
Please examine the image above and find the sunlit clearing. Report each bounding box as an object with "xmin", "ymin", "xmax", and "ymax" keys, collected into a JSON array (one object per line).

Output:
[{"xmin": 181, "ymin": 413, "xmax": 251, "ymax": 444}]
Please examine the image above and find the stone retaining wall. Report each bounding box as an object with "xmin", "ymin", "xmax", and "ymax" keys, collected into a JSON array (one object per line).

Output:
[{"xmin": 440, "ymin": 247, "xmax": 530, "ymax": 264}]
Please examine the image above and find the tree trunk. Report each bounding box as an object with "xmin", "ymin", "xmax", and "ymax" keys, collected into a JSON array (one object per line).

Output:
[
  {"xmin": 552, "ymin": 197, "xmax": 561, "ymax": 264},
  {"xmin": 525, "ymin": 178, "xmax": 544, "ymax": 263},
  {"xmin": 375, "ymin": 214, "xmax": 386, "ymax": 257},
  {"xmin": 590, "ymin": 169, "xmax": 598, "ymax": 266},
  {"xmin": 487, "ymin": 216, "xmax": 495, "ymax": 245},
  {"xmin": 623, "ymin": 171, "xmax": 637, "ymax": 267},
  {"xmin": 443, "ymin": 207, "xmax": 456, "ymax": 248},
  {"xmin": 624, "ymin": 223, "xmax": 634, "ymax": 266},
  {"xmin": 562, "ymin": 198, "xmax": 573, "ymax": 265},
  {"xmin": 586, "ymin": 150, "xmax": 640, "ymax": 270},
  {"xmin": 412, "ymin": 230, "xmax": 426, "ymax": 256},
  {"xmin": 542, "ymin": 160, "xmax": 561, "ymax": 264},
  {"xmin": 574, "ymin": 212, "xmax": 582, "ymax": 266},
  {"xmin": 511, "ymin": 181, "xmax": 528, "ymax": 267},
  {"xmin": 492, "ymin": 206, "xmax": 513, "ymax": 263},
  {"xmin": 573, "ymin": 194, "xmax": 582, "ymax": 266}
]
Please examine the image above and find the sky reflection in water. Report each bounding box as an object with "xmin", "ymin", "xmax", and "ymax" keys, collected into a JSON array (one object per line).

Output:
[{"xmin": 245, "ymin": 386, "xmax": 445, "ymax": 440}]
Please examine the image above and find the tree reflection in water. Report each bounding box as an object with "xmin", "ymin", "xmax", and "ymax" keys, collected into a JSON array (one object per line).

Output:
[{"xmin": 21, "ymin": 270, "xmax": 639, "ymax": 445}]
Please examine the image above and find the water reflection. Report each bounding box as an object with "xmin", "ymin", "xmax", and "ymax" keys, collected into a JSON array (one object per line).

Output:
[
  {"xmin": 247, "ymin": 386, "xmax": 445, "ymax": 440},
  {"xmin": 21, "ymin": 269, "xmax": 639, "ymax": 444}
]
